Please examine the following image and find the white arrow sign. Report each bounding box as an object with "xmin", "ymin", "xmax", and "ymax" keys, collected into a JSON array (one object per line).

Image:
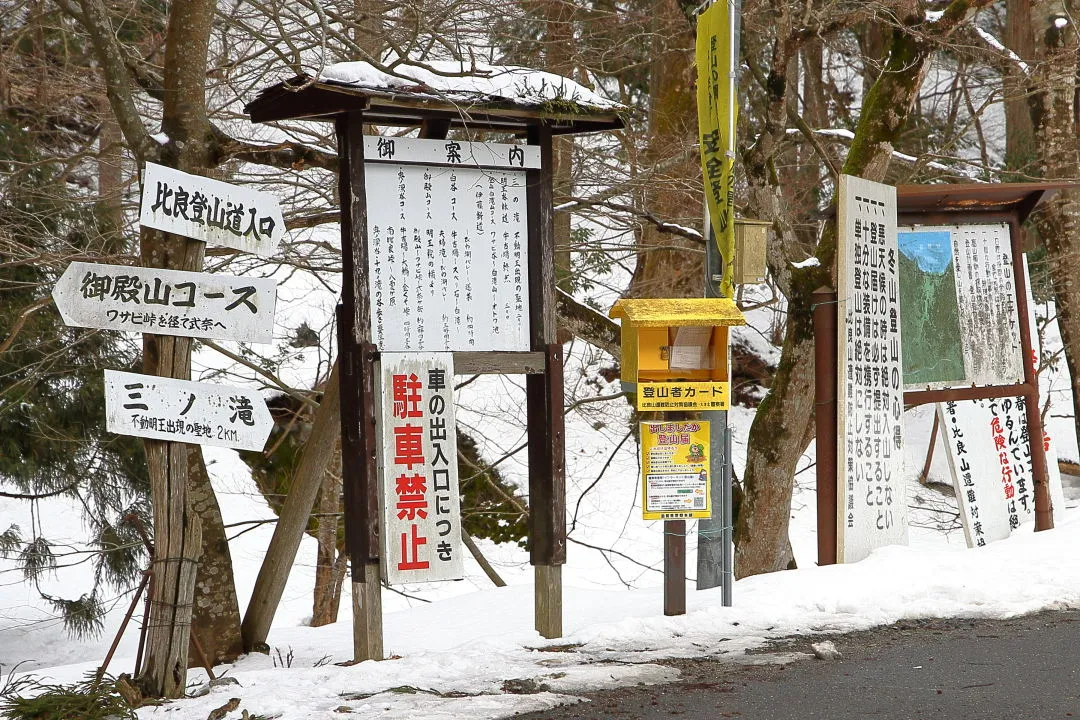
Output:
[
  {"xmin": 53, "ymin": 262, "xmax": 277, "ymax": 344},
  {"xmin": 139, "ymin": 163, "xmax": 284, "ymax": 257},
  {"xmin": 104, "ymin": 369, "xmax": 273, "ymax": 451}
]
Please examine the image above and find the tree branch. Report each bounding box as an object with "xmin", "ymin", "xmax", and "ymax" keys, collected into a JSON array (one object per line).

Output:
[
  {"xmin": 556, "ymin": 289, "xmax": 621, "ymax": 359},
  {"xmin": 201, "ymin": 339, "xmax": 319, "ymax": 411},
  {"xmin": 64, "ymin": 0, "xmax": 157, "ymax": 162},
  {"xmin": 211, "ymin": 130, "xmax": 338, "ymax": 172}
]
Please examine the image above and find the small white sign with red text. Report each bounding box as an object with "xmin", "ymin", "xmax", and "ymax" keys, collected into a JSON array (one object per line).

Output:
[{"xmin": 376, "ymin": 353, "xmax": 463, "ymax": 584}]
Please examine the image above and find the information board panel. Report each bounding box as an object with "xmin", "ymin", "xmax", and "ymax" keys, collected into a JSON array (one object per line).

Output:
[
  {"xmin": 898, "ymin": 223, "xmax": 1023, "ymax": 389},
  {"xmin": 837, "ymin": 175, "xmax": 908, "ymax": 563},
  {"xmin": 376, "ymin": 353, "xmax": 464, "ymax": 584},
  {"xmin": 939, "ymin": 252, "xmax": 1070, "ymax": 547},
  {"xmin": 365, "ymin": 141, "xmax": 531, "ymax": 352},
  {"xmin": 938, "ymin": 397, "xmax": 1065, "ymax": 547},
  {"xmin": 640, "ymin": 421, "xmax": 711, "ymax": 520}
]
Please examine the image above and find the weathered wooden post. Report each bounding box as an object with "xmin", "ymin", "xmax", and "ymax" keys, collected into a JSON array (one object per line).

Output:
[{"xmin": 812, "ymin": 286, "xmax": 838, "ymax": 566}]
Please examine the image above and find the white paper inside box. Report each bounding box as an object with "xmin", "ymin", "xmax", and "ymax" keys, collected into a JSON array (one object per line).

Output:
[{"xmin": 668, "ymin": 326, "xmax": 713, "ymax": 370}]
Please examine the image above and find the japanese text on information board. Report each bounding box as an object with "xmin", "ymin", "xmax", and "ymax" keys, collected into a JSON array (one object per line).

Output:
[{"xmin": 837, "ymin": 175, "xmax": 908, "ymax": 563}]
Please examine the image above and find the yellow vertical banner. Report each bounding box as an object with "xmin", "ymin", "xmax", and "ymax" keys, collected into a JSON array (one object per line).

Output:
[{"xmin": 696, "ymin": 1, "xmax": 737, "ymax": 298}]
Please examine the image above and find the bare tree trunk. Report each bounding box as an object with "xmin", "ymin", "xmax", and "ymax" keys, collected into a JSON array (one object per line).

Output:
[
  {"xmin": 311, "ymin": 460, "xmax": 344, "ymax": 626},
  {"xmin": 96, "ymin": 107, "xmax": 123, "ymax": 230},
  {"xmin": 735, "ymin": 1, "xmax": 987, "ymax": 578},
  {"xmin": 1004, "ymin": 0, "xmax": 1036, "ymax": 178},
  {"xmin": 188, "ymin": 447, "xmax": 243, "ymax": 666},
  {"xmin": 1030, "ymin": 0, "xmax": 1080, "ymax": 459},
  {"xmin": 242, "ymin": 363, "xmax": 342, "ymax": 650},
  {"xmin": 628, "ymin": 0, "xmax": 701, "ymax": 299},
  {"xmin": 542, "ymin": 0, "xmax": 577, "ymax": 296},
  {"xmin": 137, "ymin": 0, "xmax": 217, "ymax": 698}
]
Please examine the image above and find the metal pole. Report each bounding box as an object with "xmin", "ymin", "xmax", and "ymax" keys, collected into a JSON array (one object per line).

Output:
[
  {"xmin": 698, "ymin": 226, "xmax": 729, "ymax": 593},
  {"xmin": 721, "ymin": 425, "xmax": 733, "ymax": 605},
  {"xmin": 813, "ymin": 286, "xmax": 838, "ymax": 566},
  {"xmin": 696, "ymin": 0, "xmax": 740, "ymax": 601}
]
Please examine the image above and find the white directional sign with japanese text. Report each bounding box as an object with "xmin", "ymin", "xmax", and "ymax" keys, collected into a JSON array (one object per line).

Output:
[
  {"xmin": 53, "ymin": 262, "xmax": 276, "ymax": 343},
  {"xmin": 376, "ymin": 353, "xmax": 463, "ymax": 584},
  {"xmin": 836, "ymin": 174, "xmax": 908, "ymax": 563},
  {"xmin": 104, "ymin": 369, "xmax": 272, "ymax": 451},
  {"xmin": 365, "ymin": 137, "xmax": 531, "ymax": 352},
  {"xmin": 139, "ymin": 163, "xmax": 284, "ymax": 257}
]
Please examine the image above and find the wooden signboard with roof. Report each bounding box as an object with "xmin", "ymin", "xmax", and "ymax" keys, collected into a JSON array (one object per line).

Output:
[{"xmin": 246, "ymin": 62, "xmax": 624, "ymax": 658}]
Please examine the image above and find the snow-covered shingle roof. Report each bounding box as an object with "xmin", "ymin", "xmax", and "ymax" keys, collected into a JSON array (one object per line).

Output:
[
  {"xmin": 246, "ymin": 61, "xmax": 626, "ymax": 135},
  {"xmin": 319, "ymin": 60, "xmax": 622, "ymax": 111}
]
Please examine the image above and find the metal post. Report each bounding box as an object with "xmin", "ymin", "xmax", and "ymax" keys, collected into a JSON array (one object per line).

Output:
[
  {"xmin": 721, "ymin": 426, "xmax": 733, "ymax": 605},
  {"xmin": 698, "ymin": 226, "xmax": 729, "ymax": 593},
  {"xmin": 813, "ymin": 286, "xmax": 838, "ymax": 566},
  {"xmin": 696, "ymin": 0, "xmax": 741, "ymax": 599}
]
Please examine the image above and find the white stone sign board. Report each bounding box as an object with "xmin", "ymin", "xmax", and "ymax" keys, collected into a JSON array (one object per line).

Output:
[
  {"xmin": 139, "ymin": 163, "xmax": 284, "ymax": 257},
  {"xmin": 376, "ymin": 353, "xmax": 464, "ymax": 584},
  {"xmin": 53, "ymin": 262, "xmax": 276, "ymax": 343},
  {"xmin": 837, "ymin": 174, "xmax": 908, "ymax": 563},
  {"xmin": 104, "ymin": 369, "xmax": 272, "ymax": 451},
  {"xmin": 365, "ymin": 140, "xmax": 531, "ymax": 352}
]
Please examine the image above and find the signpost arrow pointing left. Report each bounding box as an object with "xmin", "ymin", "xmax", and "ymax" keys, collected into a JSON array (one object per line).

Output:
[{"xmin": 52, "ymin": 262, "xmax": 277, "ymax": 344}]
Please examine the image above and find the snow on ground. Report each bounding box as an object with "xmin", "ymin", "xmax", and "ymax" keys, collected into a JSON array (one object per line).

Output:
[
  {"xmin": 2, "ymin": 292, "xmax": 1080, "ymax": 719},
  {"xmin": 5, "ymin": 490, "xmax": 1080, "ymax": 720}
]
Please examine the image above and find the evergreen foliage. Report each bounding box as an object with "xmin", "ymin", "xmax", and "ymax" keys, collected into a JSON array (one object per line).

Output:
[
  {"xmin": 0, "ymin": 672, "xmax": 138, "ymax": 720},
  {"xmin": 0, "ymin": 103, "xmax": 150, "ymax": 637}
]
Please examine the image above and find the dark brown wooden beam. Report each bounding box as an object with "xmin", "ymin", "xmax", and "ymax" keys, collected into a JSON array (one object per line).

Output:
[{"xmin": 904, "ymin": 383, "xmax": 1032, "ymax": 407}]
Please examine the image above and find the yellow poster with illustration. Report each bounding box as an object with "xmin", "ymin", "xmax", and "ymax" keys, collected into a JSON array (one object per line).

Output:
[{"xmin": 641, "ymin": 421, "xmax": 711, "ymax": 520}]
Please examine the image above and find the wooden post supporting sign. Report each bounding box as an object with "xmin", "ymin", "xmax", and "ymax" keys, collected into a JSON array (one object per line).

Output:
[
  {"xmin": 336, "ymin": 112, "xmax": 384, "ymax": 661},
  {"xmin": 812, "ymin": 286, "xmax": 838, "ymax": 566},
  {"xmin": 527, "ymin": 123, "xmax": 567, "ymax": 639},
  {"xmin": 664, "ymin": 519, "xmax": 686, "ymax": 615}
]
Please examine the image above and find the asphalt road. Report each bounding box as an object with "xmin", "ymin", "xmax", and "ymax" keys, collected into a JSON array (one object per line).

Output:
[{"xmin": 514, "ymin": 609, "xmax": 1080, "ymax": 720}]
